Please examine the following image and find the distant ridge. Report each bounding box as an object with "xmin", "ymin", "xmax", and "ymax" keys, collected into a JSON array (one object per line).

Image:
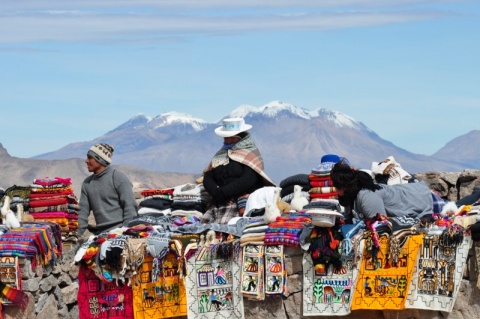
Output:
[
  {"xmin": 0, "ymin": 143, "xmax": 195, "ymax": 195},
  {"xmin": 432, "ymin": 130, "xmax": 480, "ymax": 169},
  {"xmin": 32, "ymin": 101, "xmax": 474, "ymax": 183}
]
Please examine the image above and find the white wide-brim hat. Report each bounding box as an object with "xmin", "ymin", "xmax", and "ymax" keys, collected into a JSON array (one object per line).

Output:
[
  {"xmin": 306, "ymin": 209, "xmax": 343, "ymax": 227},
  {"xmin": 214, "ymin": 117, "xmax": 252, "ymax": 137}
]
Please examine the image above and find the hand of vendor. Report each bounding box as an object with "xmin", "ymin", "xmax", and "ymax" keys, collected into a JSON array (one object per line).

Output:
[{"xmin": 213, "ymin": 187, "xmax": 227, "ymax": 206}]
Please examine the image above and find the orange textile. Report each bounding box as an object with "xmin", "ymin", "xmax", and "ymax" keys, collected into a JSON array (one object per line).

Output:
[
  {"xmin": 351, "ymin": 234, "xmax": 423, "ymax": 310},
  {"xmin": 132, "ymin": 253, "xmax": 187, "ymax": 318}
]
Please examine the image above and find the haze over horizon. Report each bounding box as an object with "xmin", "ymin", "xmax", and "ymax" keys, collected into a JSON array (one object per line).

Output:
[{"xmin": 1, "ymin": 1, "xmax": 479, "ymax": 158}]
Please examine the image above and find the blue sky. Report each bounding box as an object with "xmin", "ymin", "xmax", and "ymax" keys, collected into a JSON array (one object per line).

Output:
[{"xmin": 1, "ymin": 0, "xmax": 479, "ymax": 158}]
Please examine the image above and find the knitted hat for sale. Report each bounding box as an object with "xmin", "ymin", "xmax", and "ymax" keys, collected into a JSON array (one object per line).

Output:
[
  {"xmin": 87, "ymin": 143, "xmax": 114, "ymax": 166},
  {"xmin": 311, "ymin": 154, "xmax": 341, "ymax": 174}
]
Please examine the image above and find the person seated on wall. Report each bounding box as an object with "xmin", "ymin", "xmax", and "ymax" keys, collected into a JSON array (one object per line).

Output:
[{"xmin": 200, "ymin": 117, "xmax": 275, "ymax": 224}]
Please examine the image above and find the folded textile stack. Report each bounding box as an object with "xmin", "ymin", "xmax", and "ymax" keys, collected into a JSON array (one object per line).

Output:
[
  {"xmin": 264, "ymin": 212, "xmax": 312, "ymax": 248},
  {"xmin": 240, "ymin": 217, "xmax": 268, "ymax": 246},
  {"xmin": 171, "ymin": 183, "xmax": 208, "ymax": 219},
  {"xmin": 139, "ymin": 188, "xmax": 174, "ymax": 215},
  {"xmin": 0, "ymin": 222, "xmax": 62, "ymax": 266},
  {"xmin": 308, "ymin": 175, "xmax": 338, "ymax": 200},
  {"xmin": 308, "ymin": 154, "xmax": 341, "ymax": 201},
  {"xmin": 28, "ymin": 177, "xmax": 79, "ymax": 242},
  {"xmin": 279, "ymin": 174, "xmax": 311, "ymax": 202}
]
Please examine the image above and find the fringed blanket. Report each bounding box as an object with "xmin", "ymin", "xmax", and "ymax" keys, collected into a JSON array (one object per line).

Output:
[
  {"xmin": 186, "ymin": 241, "xmax": 244, "ymax": 319},
  {"xmin": 405, "ymin": 233, "xmax": 472, "ymax": 312},
  {"xmin": 204, "ymin": 133, "xmax": 274, "ymax": 186},
  {"xmin": 264, "ymin": 213, "xmax": 312, "ymax": 248}
]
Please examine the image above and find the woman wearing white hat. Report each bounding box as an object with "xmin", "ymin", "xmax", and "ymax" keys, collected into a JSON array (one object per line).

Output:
[{"xmin": 201, "ymin": 117, "xmax": 275, "ymax": 224}]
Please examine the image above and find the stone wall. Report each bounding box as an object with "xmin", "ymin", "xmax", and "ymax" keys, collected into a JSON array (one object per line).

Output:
[{"xmin": 3, "ymin": 170, "xmax": 480, "ymax": 319}]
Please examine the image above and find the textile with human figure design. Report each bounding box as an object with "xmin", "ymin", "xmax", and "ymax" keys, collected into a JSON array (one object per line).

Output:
[
  {"xmin": 264, "ymin": 245, "xmax": 287, "ymax": 297},
  {"xmin": 351, "ymin": 233, "xmax": 423, "ymax": 310},
  {"xmin": 186, "ymin": 241, "xmax": 244, "ymax": 319},
  {"xmin": 0, "ymin": 257, "xmax": 21, "ymax": 305},
  {"xmin": 241, "ymin": 244, "xmax": 265, "ymax": 300},
  {"xmin": 132, "ymin": 253, "xmax": 187, "ymax": 318},
  {"xmin": 77, "ymin": 266, "xmax": 134, "ymax": 319},
  {"xmin": 302, "ymin": 240, "xmax": 363, "ymax": 316},
  {"xmin": 405, "ymin": 234, "xmax": 472, "ymax": 312}
]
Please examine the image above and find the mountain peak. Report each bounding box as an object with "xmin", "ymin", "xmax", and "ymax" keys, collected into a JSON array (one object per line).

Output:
[
  {"xmin": 0, "ymin": 143, "xmax": 10, "ymax": 158},
  {"xmin": 150, "ymin": 112, "xmax": 208, "ymax": 132},
  {"xmin": 227, "ymin": 101, "xmax": 364, "ymax": 130},
  {"xmin": 310, "ymin": 108, "xmax": 367, "ymax": 130},
  {"xmin": 229, "ymin": 101, "xmax": 311, "ymax": 120},
  {"xmin": 228, "ymin": 104, "xmax": 258, "ymax": 119}
]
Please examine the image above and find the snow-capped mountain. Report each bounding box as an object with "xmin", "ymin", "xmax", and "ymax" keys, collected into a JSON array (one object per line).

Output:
[{"xmin": 32, "ymin": 101, "xmax": 467, "ymax": 183}]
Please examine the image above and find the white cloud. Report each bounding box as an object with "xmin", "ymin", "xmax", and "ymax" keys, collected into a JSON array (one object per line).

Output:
[{"xmin": 0, "ymin": 0, "xmax": 460, "ymax": 44}]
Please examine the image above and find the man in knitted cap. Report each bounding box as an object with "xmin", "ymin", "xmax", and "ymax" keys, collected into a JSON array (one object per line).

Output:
[{"xmin": 78, "ymin": 143, "xmax": 138, "ymax": 237}]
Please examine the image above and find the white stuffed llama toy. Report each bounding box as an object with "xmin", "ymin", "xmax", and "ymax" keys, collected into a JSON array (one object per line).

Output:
[{"xmin": 1, "ymin": 195, "xmax": 21, "ymax": 229}]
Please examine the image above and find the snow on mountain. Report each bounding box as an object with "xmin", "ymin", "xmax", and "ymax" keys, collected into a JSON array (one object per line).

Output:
[
  {"xmin": 29, "ymin": 100, "xmax": 470, "ymax": 183},
  {"xmin": 227, "ymin": 101, "xmax": 365, "ymax": 131},
  {"xmin": 120, "ymin": 101, "xmax": 363, "ymax": 134},
  {"xmin": 228, "ymin": 104, "xmax": 259, "ymax": 119},
  {"xmin": 229, "ymin": 101, "xmax": 311, "ymax": 119},
  {"xmin": 149, "ymin": 112, "xmax": 208, "ymax": 132},
  {"xmin": 311, "ymin": 108, "xmax": 368, "ymax": 130}
]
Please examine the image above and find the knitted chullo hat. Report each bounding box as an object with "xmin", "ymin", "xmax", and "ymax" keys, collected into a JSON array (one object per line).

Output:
[{"xmin": 87, "ymin": 143, "xmax": 114, "ymax": 167}]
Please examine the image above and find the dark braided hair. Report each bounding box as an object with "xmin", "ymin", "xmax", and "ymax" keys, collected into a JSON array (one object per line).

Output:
[{"xmin": 330, "ymin": 161, "xmax": 381, "ymax": 208}]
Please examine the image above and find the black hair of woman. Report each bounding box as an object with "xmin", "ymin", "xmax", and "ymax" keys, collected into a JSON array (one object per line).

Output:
[{"xmin": 330, "ymin": 161, "xmax": 381, "ymax": 207}]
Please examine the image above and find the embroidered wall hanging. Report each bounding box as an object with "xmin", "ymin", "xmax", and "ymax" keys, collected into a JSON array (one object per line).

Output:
[
  {"xmin": 0, "ymin": 257, "xmax": 21, "ymax": 305},
  {"xmin": 132, "ymin": 253, "xmax": 188, "ymax": 319},
  {"xmin": 302, "ymin": 240, "xmax": 363, "ymax": 316},
  {"xmin": 351, "ymin": 234, "xmax": 423, "ymax": 310},
  {"xmin": 186, "ymin": 243, "xmax": 244, "ymax": 319},
  {"xmin": 405, "ymin": 234, "xmax": 472, "ymax": 312},
  {"xmin": 77, "ymin": 266, "xmax": 134, "ymax": 319},
  {"xmin": 264, "ymin": 245, "xmax": 287, "ymax": 297},
  {"xmin": 241, "ymin": 244, "xmax": 265, "ymax": 300}
]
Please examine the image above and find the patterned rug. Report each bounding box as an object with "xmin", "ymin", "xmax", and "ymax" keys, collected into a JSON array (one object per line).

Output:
[
  {"xmin": 186, "ymin": 243, "xmax": 244, "ymax": 319},
  {"xmin": 132, "ymin": 253, "xmax": 188, "ymax": 319},
  {"xmin": 302, "ymin": 240, "xmax": 363, "ymax": 316},
  {"xmin": 405, "ymin": 234, "xmax": 472, "ymax": 312},
  {"xmin": 78, "ymin": 266, "xmax": 134, "ymax": 319},
  {"xmin": 351, "ymin": 234, "xmax": 423, "ymax": 310}
]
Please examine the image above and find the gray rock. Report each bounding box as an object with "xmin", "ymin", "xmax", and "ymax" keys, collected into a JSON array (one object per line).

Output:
[
  {"xmin": 61, "ymin": 282, "xmax": 79, "ymax": 305},
  {"xmin": 22, "ymin": 277, "xmax": 40, "ymax": 292},
  {"xmin": 244, "ymin": 296, "xmax": 287, "ymax": 319},
  {"xmin": 57, "ymin": 272, "xmax": 73, "ymax": 287},
  {"xmin": 39, "ymin": 274, "xmax": 58, "ymax": 293},
  {"xmin": 36, "ymin": 294, "xmax": 59, "ymax": 319},
  {"xmin": 35, "ymin": 293, "xmax": 49, "ymax": 313},
  {"xmin": 19, "ymin": 258, "xmax": 35, "ymax": 279}
]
